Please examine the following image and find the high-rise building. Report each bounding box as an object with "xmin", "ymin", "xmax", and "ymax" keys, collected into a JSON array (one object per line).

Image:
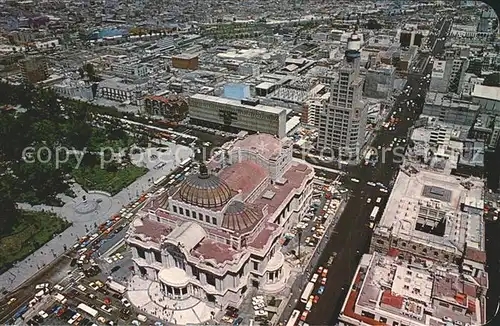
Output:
[
  {"xmin": 316, "ymin": 32, "xmax": 367, "ymax": 159},
  {"xmin": 20, "ymin": 56, "xmax": 48, "ymax": 84}
]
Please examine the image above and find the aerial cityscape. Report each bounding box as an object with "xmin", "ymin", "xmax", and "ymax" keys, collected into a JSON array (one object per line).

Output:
[{"xmin": 0, "ymin": 0, "xmax": 499, "ymax": 326}]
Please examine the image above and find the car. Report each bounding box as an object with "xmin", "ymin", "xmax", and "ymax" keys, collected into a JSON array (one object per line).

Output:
[
  {"xmin": 313, "ymin": 295, "xmax": 320, "ymax": 304},
  {"xmin": 112, "ymin": 292, "xmax": 123, "ymax": 300},
  {"xmin": 380, "ymin": 188, "xmax": 388, "ymax": 193},
  {"xmin": 38, "ymin": 310, "xmax": 49, "ymax": 319},
  {"xmin": 53, "ymin": 284, "xmax": 64, "ymax": 291},
  {"xmin": 121, "ymin": 298, "xmax": 131, "ymax": 307},
  {"xmin": 35, "ymin": 283, "xmax": 49, "ymax": 290},
  {"xmin": 101, "ymin": 305, "xmax": 113, "ymax": 313},
  {"xmin": 77, "ymin": 284, "xmax": 87, "ymax": 292},
  {"xmin": 300, "ymin": 311, "xmax": 309, "ymax": 321},
  {"xmin": 98, "ymin": 317, "xmax": 107, "ymax": 324},
  {"xmin": 87, "ymin": 293, "xmax": 96, "ymax": 299},
  {"xmin": 317, "ymin": 266, "xmax": 324, "ymax": 274},
  {"xmin": 367, "ymin": 182, "xmax": 376, "ymax": 187},
  {"xmin": 95, "ymin": 280, "xmax": 104, "ymax": 288},
  {"xmin": 89, "ymin": 282, "xmax": 99, "ymax": 291},
  {"xmin": 321, "ymin": 277, "xmax": 327, "ymax": 285},
  {"xmin": 233, "ymin": 317, "xmax": 243, "ymax": 326},
  {"xmin": 321, "ymin": 269, "xmax": 328, "ymax": 278},
  {"xmin": 7, "ymin": 297, "xmax": 16, "ymax": 305},
  {"xmin": 350, "ymin": 178, "xmax": 360, "ymax": 183},
  {"xmin": 98, "ymin": 287, "xmax": 110, "ymax": 295},
  {"xmin": 317, "ymin": 286, "xmax": 325, "ymax": 295},
  {"xmin": 366, "ymin": 198, "xmax": 372, "ymax": 203},
  {"xmin": 115, "ymin": 253, "xmax": 124, "ymax": 260}
]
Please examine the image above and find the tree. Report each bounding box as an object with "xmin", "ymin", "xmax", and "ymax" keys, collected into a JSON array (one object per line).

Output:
[{"xmin": 0, "ymin": 178, "xmax": 20, "ymax": 236}]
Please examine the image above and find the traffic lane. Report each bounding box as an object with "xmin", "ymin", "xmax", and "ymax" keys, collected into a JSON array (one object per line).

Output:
[
  {"xmin": 306, "ymin": 82, "xmax": 421, "ymax": 324},
  {"xmin": 308, "ymin": 176, "xmax": 396, "ymax": 324}
]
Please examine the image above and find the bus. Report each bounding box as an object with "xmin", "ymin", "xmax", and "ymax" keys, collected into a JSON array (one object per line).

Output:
[
  {"xmin": 370, "ymin": 206, "xmax": 380, "ymax": 221},
  {"xmin": 107, "ymin": 280, "xmax": 127, "ymax": 294},
  {"xmin": 300, "ymin": 282, "xmax": 315, "ymax": 303},
  {"xmin": 286, "ymin": 309, "xmax": 301, "ymax": 326},
  {"xmin": 154, "ymin": 176, "xmax": 167, "ymax": 186},
  {"xmin": 77, "ymin": 303, "xmax": 98, "ymax": 318},
  {"xmin": 180, "ymin": 158, "xmax": 192, "ymax": 167}
]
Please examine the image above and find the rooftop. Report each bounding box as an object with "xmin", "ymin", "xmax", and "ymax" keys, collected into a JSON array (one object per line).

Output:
[
  {"xmin": 190, "ymin": 94, "xmax": 287, "ymax": 115},
  {"xmin": 343, "ymin": 253, "xmax": 486, "ymax": 326},
  {"xmin": 472, "ymin": 84, "xmax": 500, "ymax": 101},
  {"xmin": 375, "ymin": 169, "xmax": 485, "ymax": 255}
]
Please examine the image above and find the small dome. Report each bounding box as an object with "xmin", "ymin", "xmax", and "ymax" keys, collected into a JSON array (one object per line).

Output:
[
  {"xmin": 222, "ymin": 201, "xmax": 262, "ymax": 232},
  {"xmin": 178, "ymin": 168, "xmax": 233, "ymax": 208}
]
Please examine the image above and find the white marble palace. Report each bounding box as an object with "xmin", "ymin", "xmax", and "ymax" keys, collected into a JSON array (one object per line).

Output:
[{"xmin": 127, "ymin": 133, "xmax": 315, "ymax": 309}]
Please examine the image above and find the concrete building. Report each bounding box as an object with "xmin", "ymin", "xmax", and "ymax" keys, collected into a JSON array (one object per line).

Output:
[
  {"xmin": 172, "ymin": 53, "xmax": 199, "ymax": 70},
  {"xmin": 127, "ymin": 133, "xmax": 314, "ymax": 318},
  {"xmin": 472, "ymin": 84, "xmax": 500, "ymax": 116},
  {"xmin": 98, "ymin": 77, "xmax": 142, "ymax": 103},
  {"xmin": 363, "ymin": 64, "xmax": 395, "ymax": 99},
  {"xmin": 53, "ymin": 79, "xmax": 95, "ymax": 101},
  {"xmin": 20, "ymin": 56, "xmax": 48, "ymax": 84},
  {"xmin": 423, "ymin": 92, "xmax": 479, "ymax": 126},
  {"xmin": 189, "ymin": 94, "xmax": 287, "ymax": 138},
  {"xmin": 338, "ymin": 252, "xmax": 487, "ymax": 326},
  {"xmin": 111, "ymin": 61, "xmax": 148, "ymax": 80},
  {"xmin": 370, "ymin": 168, "xmax": 486, "ymax": 278},
  {"xmin": 399, "ymin": 30, "xmax": 423, "ymax": 47},
  {"xmin": 223, "ymin": 83, "xmax": 250, "ymax": 100},
  {"xmin": 316, "ymin": 32, "xmax": 368, "ymax": 158},
  {"xmin": 429, "ymin": 60, "xmax": 451, "ymax": 93}
]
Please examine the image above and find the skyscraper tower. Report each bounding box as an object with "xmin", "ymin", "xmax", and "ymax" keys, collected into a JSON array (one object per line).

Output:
[{"xmin": 316, "ymin": 32, "xmax": 367, "ymax": 162}]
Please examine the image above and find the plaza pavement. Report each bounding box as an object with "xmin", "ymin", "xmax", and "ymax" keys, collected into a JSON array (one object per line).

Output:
[
  {"xmin": 0, "ymin": 145, "xmax": 193, "ymax": 297},
  {"xmin": 127, "ymin": 275, "xmax": 219, "ymax": 325}
]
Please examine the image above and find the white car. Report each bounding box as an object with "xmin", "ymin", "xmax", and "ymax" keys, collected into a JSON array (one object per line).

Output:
[
  {"xmin": 101, "ymin": 305, "xmax": 113, "ymax": 313},
  {"xmin": 367, "ymin": 182, "xmax": 376, "ymax": 187},
  {"xmin": 122, "ymin": 298, "xmax": 131, "ymax": 307},
  {"xmin": 350, "ymin": 178, "xmax": 360, "ymax": 183},
  {"xmin": 35, "ymin": 283, "xmax": 49, "ymax": 290},
  {"xmin": 53, "ymin": 284, "xmax": 64, "ymax": 291},
  {"xmin": 77, "ymin": 284, "xmax": 87, "ymax": 292},
  {"xmin": 38, "ymin": 310, "xmax": 49, "ymax": 319},
  {"xmin": 89, "ymin": 282, "xmax": 99, "ymax": 291},
  {"xmin": 367, "ymin": 198, "xmax": 372, "ymax": 203},
  {"xmin": 380, "ymin": 188, "xmax": 389, "ymax": 193}
]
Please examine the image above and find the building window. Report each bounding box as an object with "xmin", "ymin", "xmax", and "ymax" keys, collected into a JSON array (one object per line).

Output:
[
  {"xmin": 179, "ymin": 207, "xmax": 184, "ymax": 215},
  {"xmin": 205, "ymin": 215, "xmax": 210, "ymax": 223},
  {"xmin": 422, "ymin": 248, "xmax": 427, "ymax": 253},
  {"xmin": 253, "ymin": 261, "xmax": 259, "ymax": 271},
  {"xmin": 186, "ymin": 209, "xmax": 190, "ymax": 217},
  {"xmin": 393, "ymin": 323, "xmax": 399, "ymax": 326},
  {"xmin": 379, "ymin": 317, "xmax": 387, "ymax": 323},
  {"xmin": 361, "ymin": 311, "xmax": 375, "ymax": 319},
  {"xmin": 206, "ymin": 273, "xmax": 216, "ymax": 286},
  {"xmin": 173, "ymin": 206, "xmax": 178, "ymax": 213},
  {"xmin": 182, "ymin": 287, "xmax": 187, "ymax": 295},
  {"xmin": 376, "ymin": 239, "xmax": 384, "ymax": 245},
  {"xmin": 444, "ymin": 254, "xmax": 449, "ymax": 260},
  {"xmin": 412, "ymin": 245, "xmax": 417, "ymax": 250},
  {"xmin": 198, "ymin": 212, "xmax": 203, "ymax": 221},
  {"xmin": 212, "ymin": 217, "xmax": 217, "ymax": 225},
  {"xmin": 434, "ymin": 251, "xmax": 439, "ymax": 257},
  {"xmin": 154, "ymin": 251, "xmax": 162, "ymax": 263}
]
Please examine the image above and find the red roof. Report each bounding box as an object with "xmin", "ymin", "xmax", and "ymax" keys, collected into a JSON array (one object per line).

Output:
[
  {"xmin": 381, "ymin": 290, "xmax": 404, "ymax": 309},
  {"xmin": 146, "ymin": 95, "xmax": 169, "ymax": 104}
]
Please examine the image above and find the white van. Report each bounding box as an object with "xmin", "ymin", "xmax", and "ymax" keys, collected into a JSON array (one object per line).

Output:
[
  {"xmin": 376, "ymin": 197, "xmax": 382, "ymax": 204},
  {"xmin": 137, "ymin": 314, "xmax": 147, "ymax": 322}
]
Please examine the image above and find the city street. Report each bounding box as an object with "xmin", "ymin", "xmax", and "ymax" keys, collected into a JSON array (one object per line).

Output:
[{"xmin": 289, "ymin": 18, "xmax": 453, "ymax": 326}]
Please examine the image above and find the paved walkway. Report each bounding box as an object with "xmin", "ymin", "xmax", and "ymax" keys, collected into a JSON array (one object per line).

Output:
[
  {"xmin": 127, "ymin": 275, "xmax": 219, "ymax": 325},
  {"xmin": 0, "ymin": 145, "xmax": 193, "ymax": 296}
]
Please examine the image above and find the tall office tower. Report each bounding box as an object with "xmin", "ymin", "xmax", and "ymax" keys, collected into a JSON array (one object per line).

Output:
[{"xmin": 317, "ymin": 32, "xmax": 367, "ymax": 161}]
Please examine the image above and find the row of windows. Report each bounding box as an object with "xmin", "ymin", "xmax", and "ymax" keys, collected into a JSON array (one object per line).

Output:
[{"xmin": 172, "ymin": 205, "xmax": 217, "ymax": 225}]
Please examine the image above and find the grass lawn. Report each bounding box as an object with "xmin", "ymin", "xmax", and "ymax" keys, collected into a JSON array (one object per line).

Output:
[
  {"xmin": 0, "ymin": 211, "xmax": 70, "ymax": 270},
  {"xmin": 72, "ymin": 164, "xmax": 148, "ymax": 195}
]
